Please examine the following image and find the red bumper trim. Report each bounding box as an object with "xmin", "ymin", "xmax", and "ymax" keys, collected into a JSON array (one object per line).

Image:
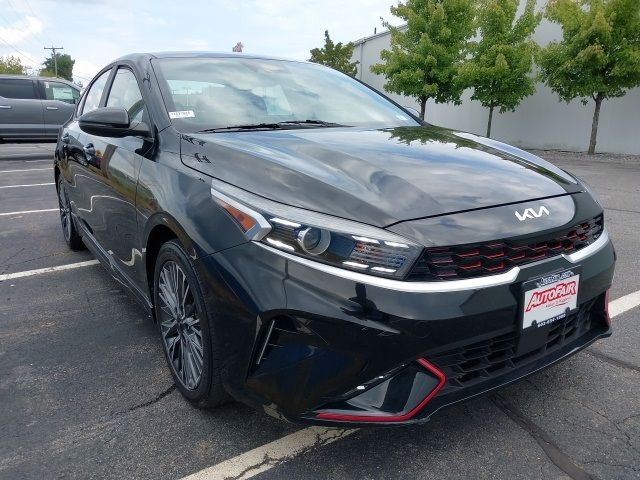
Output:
[{"xmin": 315, "ymin": 358, "xmax": 446, "ymax": 423}]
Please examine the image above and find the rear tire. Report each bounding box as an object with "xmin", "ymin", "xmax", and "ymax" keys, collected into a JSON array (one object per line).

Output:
[
  {"xmin": 57, "ymin": 176, "xmax": 84, "ymax": 251},
  {"xmin": 153, "ymin": 240, "xmax": 228, "ymax": 408}
]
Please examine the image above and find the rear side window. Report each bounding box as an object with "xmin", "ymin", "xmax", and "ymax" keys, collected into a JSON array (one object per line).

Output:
[
  {"xmin": 43, "ymin": 81, "xmax": 79, "ymax": 104},
  {"xmin": 81, "ymin": 70, "xmax": 111, "ymax": 114},
  {"xmin": 0, "ymin": 78, "xmax": 37, "ymax": 99},
  {"xmin": 106, "ymin": 68, "xmax": 146, "ymax": 123}
]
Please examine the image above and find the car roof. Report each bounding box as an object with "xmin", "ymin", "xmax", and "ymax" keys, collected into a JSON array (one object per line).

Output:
[
  {"xmin": 114, "ymin": 51, "xmax": 308, "ymax": 64},
  {"xmin": 0, "ymin": 74, "xmax": 80, "ymax": 88}
]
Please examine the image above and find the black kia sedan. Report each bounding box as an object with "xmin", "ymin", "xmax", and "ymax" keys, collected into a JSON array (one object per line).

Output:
[{"xmin": 54, "ymin": 52, "xmax": 615, "ymax": 425}]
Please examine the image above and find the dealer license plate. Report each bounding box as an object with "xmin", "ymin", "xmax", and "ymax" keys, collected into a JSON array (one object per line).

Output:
[{"xmin": 522, "ymin": 269, "xmax": 580, "ymax": 329}]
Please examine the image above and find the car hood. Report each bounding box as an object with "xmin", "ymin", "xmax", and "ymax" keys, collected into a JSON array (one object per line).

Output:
[{"xmin": 180, "ymin": 125, "xmax": 580, "ymax": 227}]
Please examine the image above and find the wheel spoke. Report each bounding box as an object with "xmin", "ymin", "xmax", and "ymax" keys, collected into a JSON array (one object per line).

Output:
[
  {"xmin": 58, "ymin": 184, "xmax": 71, "ymax": 238},
  {"xmin": 166, "ymin": 335, "xmax": 180, "ymax": 362},
  {"xmin": 185, "ymin": 331, "xmax": 203, "ymax": 373},
  {"xmin": 161, "ymin": 318, "xmax": 178, "ymax": 338}
]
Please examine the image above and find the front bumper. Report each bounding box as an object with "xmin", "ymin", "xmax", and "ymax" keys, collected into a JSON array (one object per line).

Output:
[{"xmin": 195, "ymin": 229, "xmax": 615, "ymax": 426}]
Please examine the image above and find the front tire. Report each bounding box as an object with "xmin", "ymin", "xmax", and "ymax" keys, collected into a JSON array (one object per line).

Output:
[
  {"xmin": 57, "ymin": 176, "xmax": 84, "ymax": 250},
  {"xmin": 153, "ymin": 240, "xmax": 227, "ymax": 408}
]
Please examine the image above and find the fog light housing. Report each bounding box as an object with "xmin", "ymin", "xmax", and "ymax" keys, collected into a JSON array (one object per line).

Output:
[{"xmin": 314, "ymin": 358, "xmax": 446, "ymax": 423}]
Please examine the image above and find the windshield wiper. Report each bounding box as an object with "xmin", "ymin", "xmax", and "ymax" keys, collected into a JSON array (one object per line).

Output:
[
  {"xmin": 196, "ymin": 120, "xmax": 349, "ymax": 133},
  {"xmin": 277, "ymin": 119, "xmax": 348, "ymax": 127},
  {"xmin": 196, "ymin": 123, "xmax": 283, "ymax": 133}
]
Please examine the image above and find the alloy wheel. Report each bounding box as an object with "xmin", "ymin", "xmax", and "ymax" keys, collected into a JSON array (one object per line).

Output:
[
  {"xmin": 58, "ymin": 181, "xmax": 71, "ymax": 241},
  {"xmin": 157, "ymin": 261, "xmax": 204, "ymax": 390}
]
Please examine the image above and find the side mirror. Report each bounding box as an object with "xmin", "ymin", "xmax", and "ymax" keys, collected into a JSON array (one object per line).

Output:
[{"xmin": 78, "ymin": 107, "xmax": 150, "ymax": 138}]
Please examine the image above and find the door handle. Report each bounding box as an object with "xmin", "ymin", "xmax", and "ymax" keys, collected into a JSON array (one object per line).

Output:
[
  {"xmin": 62, "ymin": 133, "xmax": 70, "ymax": 144},
  {"xmin": 0, "ymin": 105, "xmax": 11, "ymax": 109},
  {"xmin": 83, "ymin": 143, "xmax": 96, "ymax": 156},
  {"xmin": 46, "ymin": 106, "xmax": 59, "ymax": 110}
]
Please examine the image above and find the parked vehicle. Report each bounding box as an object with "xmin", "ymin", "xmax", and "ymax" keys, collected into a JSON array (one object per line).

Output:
[
  {"xmin": 54, "ymin": 53, "xmax": 615, "ymax": 425},
  {"xmin": 0, "ymin": 75, "xmax": 80, "ymax": 141}
]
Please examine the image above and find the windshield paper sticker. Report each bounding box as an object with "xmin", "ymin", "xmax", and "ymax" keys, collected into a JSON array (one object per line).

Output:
[{"xmin": 169, "ymin": 110, "xmax": 195, "ymax": 119}]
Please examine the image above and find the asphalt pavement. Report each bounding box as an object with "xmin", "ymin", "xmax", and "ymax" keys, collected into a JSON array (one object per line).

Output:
[{"xmin": 0, "ymin": 143, "xmax": 638, "ymax": 480}]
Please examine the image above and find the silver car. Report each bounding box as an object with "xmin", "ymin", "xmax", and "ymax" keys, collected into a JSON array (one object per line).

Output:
[{"xmin": 0, "ymin": 75, "xmax": 80, "ymax": 141}]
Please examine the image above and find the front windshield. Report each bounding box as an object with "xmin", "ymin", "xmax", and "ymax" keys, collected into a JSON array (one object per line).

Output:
[{"xmin": 152, "ymin": 57, "xmax": 419, "ymax": 131}]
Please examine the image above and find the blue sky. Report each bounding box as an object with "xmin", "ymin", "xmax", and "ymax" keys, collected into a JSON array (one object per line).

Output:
[{"xmin": 0, "ymin": 0, "xmax": 400, "ymax": 84}]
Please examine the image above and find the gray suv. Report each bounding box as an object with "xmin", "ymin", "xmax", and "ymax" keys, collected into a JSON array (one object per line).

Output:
[{"xmin": 0, "ymin": 75, "xmax": 80, "ymax": 141}]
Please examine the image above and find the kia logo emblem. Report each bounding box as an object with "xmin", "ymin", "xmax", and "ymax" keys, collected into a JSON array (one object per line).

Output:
[{"xmin": 515, "ymin": 206, "xmax": 550, "ymax": 221}]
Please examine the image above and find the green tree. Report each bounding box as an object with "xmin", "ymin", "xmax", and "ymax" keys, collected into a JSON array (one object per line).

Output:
[
  {"xmin": 309, "ymin": 30, "xmax": 359, "ymax": 76},
  {"xmin": 538, "ymin": 0, "xmax": 640, "ymax": 154},
  {"xmin": 458, "ymin": 0, "xmax": 541, "ymax": 137},
  {"xmin": 0, "ymin": 55, "xmax": 27, "ymax": 75},
  {"xmin": 371, "ymin": 0, "xmax": 475, "ymax": 120},
  {"xmin": 41, "ymin": 53, "xmax": 75, "ymax": 81}
]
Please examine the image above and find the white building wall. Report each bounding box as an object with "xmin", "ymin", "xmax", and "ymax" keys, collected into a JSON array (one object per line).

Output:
[{"xmin": 351, "ymin": 1, "xmax": 640, "ymax": 155}]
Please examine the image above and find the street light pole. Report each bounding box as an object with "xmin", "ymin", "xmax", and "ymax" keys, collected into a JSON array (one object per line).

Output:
[{"xmin": 44, "ymin": 46, "xmax": 64, "ymax": 77}]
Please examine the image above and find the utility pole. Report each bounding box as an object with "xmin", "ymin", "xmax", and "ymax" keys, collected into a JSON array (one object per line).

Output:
[{"xmin": 44, "ymin": 46, "xmax": 64, "ymax": 77}]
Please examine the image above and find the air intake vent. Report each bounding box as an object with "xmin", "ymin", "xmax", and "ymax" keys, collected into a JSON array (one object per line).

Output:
[
  {"xmin": 255, "ymin": 316, "xmax": 298, "ymax": 365},
  {"xmin": 429, "ymin": 296, "xmax": 604, "ymax": 394}
]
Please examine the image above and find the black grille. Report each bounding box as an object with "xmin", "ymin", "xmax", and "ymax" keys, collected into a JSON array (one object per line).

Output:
[
  {"xmin": 429, "ymin": 298, "xmax": 602, "ymax": 394},
  {"xmin": 407, "ymin": 215, "xmax": 603, "ymax": 281}
]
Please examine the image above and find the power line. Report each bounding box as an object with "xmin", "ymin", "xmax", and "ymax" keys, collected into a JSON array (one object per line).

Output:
[
  {"xmin": 0, "ymin": 6, "xmax": 46, "ymax": 55},
  {"xmin": 23, "ymin": 0, "xmax": 54, "ymax": 46},
  {"xmin": 0, "ymin": 34, "xmax": 41, "ymax": 67}
]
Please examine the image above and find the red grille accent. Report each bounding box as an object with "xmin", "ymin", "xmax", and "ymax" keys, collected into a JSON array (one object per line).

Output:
[{"xmin": 407, "ymin": 215, "xmax": 603, "ymax": 282}]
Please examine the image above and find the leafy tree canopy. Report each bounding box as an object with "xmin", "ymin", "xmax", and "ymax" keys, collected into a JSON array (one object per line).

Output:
[
  {"xmin": 0, "ymin": 55, "xmax": 27, "ymax": 75},
  {"xmin": 42, "ymin": 53, "xmax": 75, "ymax": 81},
  {"xmin": 370, "ymin": 0, "xmax": 475, "ymax": 119},
  {"xmin": 309, "ymin": 30, "xmax": 359, "ymax": 77},
  {"xmin": 458, "ymin": 0, "xmax": 541, "ymax": 136},
  {"xmin": 538, "ymin": 0, "xmax": 640, "ymax": 153}
]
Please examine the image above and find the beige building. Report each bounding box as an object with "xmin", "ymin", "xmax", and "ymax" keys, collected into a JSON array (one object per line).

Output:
[{"xmin": 351, "ymin": 1, "xmax": 640, "ymax": 155}]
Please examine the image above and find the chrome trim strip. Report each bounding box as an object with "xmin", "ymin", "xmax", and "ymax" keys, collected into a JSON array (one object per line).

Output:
[
  {"xmin": 563, "ymin": 227, "xmax": 609, "ymax": 263},
  {"xmin": 255, "ymin": 242, "xmax": 521, "ymax": 292},
  {"xmin": 254, "ymin": 227, "xmax": 611, "ymax": 293},
  {"xmin": 210, "ymin": 183, "xmax": 271, "ymax": 241}
]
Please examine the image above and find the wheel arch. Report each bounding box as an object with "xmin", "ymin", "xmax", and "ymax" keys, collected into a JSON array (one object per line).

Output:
[{"xmin": 143, "ymin": 213, "xmax": 199, "ymax": 310}]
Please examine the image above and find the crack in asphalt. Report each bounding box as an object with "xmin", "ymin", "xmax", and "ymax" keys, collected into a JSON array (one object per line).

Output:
[
  {"xmin": 0, "ymin": 384, "xmax": 179, "ymax": 473},
  {"xmin": 603, "ymin": 206, "xmax": 640, "ymax": 215},
  {"xmin": 585, "ymin": 348, "xmax": 640, "ymax": 374},
  {"xmin": 0, "ymin": 247, "xmax": 26, "ymax": 275},
  {"xmin": 220, "ymin": 428, "xmax": 357, "ymax": 480},
  {"xmin": 0, "ymin": 251, "xmax": 71, "ymax": 269},
  {"xmin": 126, "ymin": 384, "xmax": 176, "ymax": 413},
  {"xmin": 524, "ymin": 377, "xmax": 640, "ymax": 457},
  {"xmin": 583, "ymin": 460, "xmax": 640, "ymax": 472},
  {"xmin": 491, "ymin": 394, "xmax": 598, "ymax": 480}
]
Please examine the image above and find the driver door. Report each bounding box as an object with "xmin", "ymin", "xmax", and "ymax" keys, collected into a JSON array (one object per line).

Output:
[{"xmin": 79, "ymin": 66, "xmax": 149, "ymax": 282}]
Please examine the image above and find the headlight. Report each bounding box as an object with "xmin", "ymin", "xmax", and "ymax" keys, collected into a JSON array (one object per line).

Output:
[{"xmin": 211, "ymin": 179, "xmax": 422, "ymax": 279}]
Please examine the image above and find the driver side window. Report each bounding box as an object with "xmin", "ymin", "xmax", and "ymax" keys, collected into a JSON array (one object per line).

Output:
[
  {"xmin": 106, "ymin": 68, "xmax": 146, "ymax": 124},
  {"xmin": 81, "ymin": 69, "xmax": 111, "ymax": 115}
]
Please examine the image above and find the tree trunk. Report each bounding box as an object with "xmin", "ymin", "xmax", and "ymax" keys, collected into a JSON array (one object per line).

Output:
[
  {"xmin": 419, "ymin": 97, "xmax": 427, "ymax": 121},
  {"xmin": 487, "ymin": 104, "xmax": 494, "ymax": 138},
  {"xmin": 588, "ymin": 94, "xmax": 603, "ymax": 155}
]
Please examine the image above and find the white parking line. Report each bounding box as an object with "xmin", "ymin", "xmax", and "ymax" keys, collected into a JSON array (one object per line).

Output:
[
  {"xmin": 0, "ymin": 167, "xmax": 52, "ymax": 173},
  {"xmin": 609, "ymin": 290, "xmax": 640, "ymax": 318},
  {"xmin": 181, "ymin": 427, "xmax": 357, "ymax": 480},
  {"xmin": 0, "ymin": 260, "xmax": 99, "ymax": 282},
  {"xmin": 180, "ymin": 288, "xmax": 640, "ymax": 480},
  {"xmin": 0, "ymin": 208, "xmax": 58, "ymax": 217},
  {"xmin": 0, "ymin": 182, "xmax": 55, "ymax": 189}
]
